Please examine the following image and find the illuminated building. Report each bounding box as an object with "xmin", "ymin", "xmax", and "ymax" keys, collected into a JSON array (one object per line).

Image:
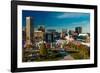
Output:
[
  {"xmin": 34, "ymin": 31, "xmax": 44, "ymax": 42},
  {"xmin": 25, "ymin": 16, "xmax": 34, "ymax": 47}
]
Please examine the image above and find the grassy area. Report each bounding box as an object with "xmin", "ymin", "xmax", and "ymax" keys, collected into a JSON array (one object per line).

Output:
[{"xmin": 66, "ymin": 42, "xmax": 90, "ymax": 59}]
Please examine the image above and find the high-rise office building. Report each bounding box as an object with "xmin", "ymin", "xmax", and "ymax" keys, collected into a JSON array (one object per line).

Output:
[
  {"xmin": 45, "ymin": 29, "xmax": 60, "ymax": 43},
  {"xmin": 25, "ymin": 16, "xmax": 34, "ymax": 46},
  {"xmin": 75, "ymin": 27, "xmax": 82, "ymax": 34},
  {"xmin": 69, "ymin": 30, "xmax": 74, "ymax": 35},
  {"xmin": 62, "ymin": 29, "xmax": 68, "ymax": 37}
]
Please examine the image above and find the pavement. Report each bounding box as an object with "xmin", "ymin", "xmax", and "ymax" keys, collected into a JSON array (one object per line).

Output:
[{"xmin": 63, "ymin": 55, "xmax": 74, "ymax": 60}]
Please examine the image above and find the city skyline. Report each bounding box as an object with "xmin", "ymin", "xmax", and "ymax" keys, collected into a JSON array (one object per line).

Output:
[{"xmin": 22, "ymin": 10, "xmax": 90, "ymax": 33}]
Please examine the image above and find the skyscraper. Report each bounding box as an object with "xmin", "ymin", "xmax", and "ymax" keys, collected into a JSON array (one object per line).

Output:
[
  {"xmin": 75, "ymin": 27, "xmax": 82, "ymax": 34},
  {"xmin": 25, "ymin": 16, "xmax": 34, "ymax": 47},
  {"xmin": 69, "ymin": 30, "xmax": 74, "ymax": 35},
  {"xmin": 62, "ymin": 29, "xmax": 68, "ymax": 36}
]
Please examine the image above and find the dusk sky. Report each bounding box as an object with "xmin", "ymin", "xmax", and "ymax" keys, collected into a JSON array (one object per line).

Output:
[{"xmin": 22, "ymin": 10, "xmax": 90, "ymax": 33}]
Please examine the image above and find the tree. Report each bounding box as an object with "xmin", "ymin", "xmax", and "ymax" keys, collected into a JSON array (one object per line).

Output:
[{"xmin": 39, "ymin": 42, "xmax": 48, "ymax": 57}]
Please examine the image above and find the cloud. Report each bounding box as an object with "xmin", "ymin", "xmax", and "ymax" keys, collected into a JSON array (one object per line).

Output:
[
  {"xmin": 70, "ymin": 20, "xmax": 89, "ymax": 25},
  {"xmin": 57, "ymin": 13, "xmax": 89, "ymax": 19}
]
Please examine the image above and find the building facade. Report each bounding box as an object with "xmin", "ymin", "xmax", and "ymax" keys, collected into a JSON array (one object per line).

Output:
[
  {"xmin": 25, "ymin": 16, "xmax": 34, "ymax": 47},
  {"xmin": 75, "ymin": 27, "xmax": 82, "ymax": 34}
]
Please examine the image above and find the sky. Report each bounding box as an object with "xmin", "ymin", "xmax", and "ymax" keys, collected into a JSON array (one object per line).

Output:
[{"xmin": 22, "ymin": 10, "xmax": 90, "ymax": 33}]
